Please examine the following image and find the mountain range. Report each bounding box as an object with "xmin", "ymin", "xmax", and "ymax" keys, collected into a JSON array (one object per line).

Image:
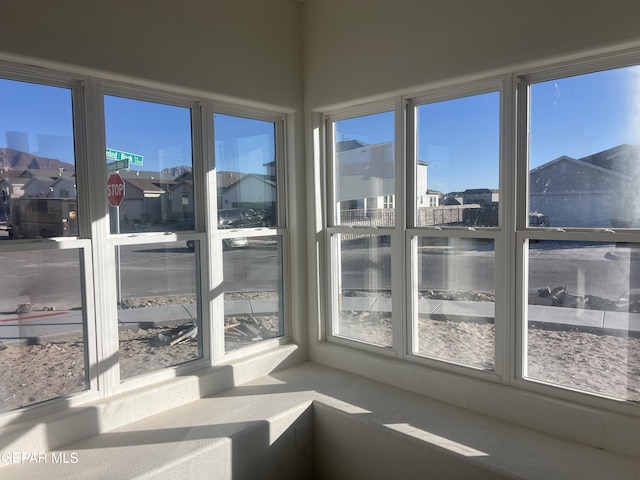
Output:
[{"xmin": 0, "ymin": 148, "xmax": 74, "ymax": 173}]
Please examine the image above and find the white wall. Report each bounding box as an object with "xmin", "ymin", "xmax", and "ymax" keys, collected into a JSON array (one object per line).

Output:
[
  {"xmin": 302, "ymin": 0, "xmax": 640, "ymax": 459},
  {"xmin": 0, "ymin": 0, "xmax": 303, "ymax": 110},
  {"xmin": 303, "ymin": 0, "xmax": 640, "ymax": 109}
]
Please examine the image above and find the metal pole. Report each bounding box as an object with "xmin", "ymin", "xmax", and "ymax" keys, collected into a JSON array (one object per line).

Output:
[{"xmin": 115, "ymin": 205, "xmax": 122, "ymax": 304}]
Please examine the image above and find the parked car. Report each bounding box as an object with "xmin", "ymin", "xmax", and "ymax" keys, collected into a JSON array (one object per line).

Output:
[
  {"xmin": 186, "ymin": 235, "xmax": 248, "ymax": 251},
  {"xmin": 529, "ymin": 212, "xmax": 549, "ymax": 227},
  {"xmin": 218, "ymin": 208, "xmax": 266, "ymax": 228}
]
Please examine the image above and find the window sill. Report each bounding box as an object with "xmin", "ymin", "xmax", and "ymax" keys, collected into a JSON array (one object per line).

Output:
[
  {"xmin": 0, "ymin": 343, "xmax": 300, "ymax": 458},
  {"xmin": 1, "ymin": 361, "xmax": 639, "ymax": 479}
]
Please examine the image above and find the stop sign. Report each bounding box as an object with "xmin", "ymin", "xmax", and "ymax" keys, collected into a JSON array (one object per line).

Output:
[{"xmin": 107, "ymin": 173, "xmax": 126, "ymax": 207}]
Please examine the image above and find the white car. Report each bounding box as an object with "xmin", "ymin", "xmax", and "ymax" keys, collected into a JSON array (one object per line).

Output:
[{"xmin": 186, "ymin": 237, "xmax": 248, "ymax": 251}]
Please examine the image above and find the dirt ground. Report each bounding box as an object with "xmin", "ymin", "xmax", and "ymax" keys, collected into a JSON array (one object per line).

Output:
[
  {"xmin": 1, "ymin": 290, "xmax": 639, "ymax": 414},
  {"xmin": 0, "ymin": 292, "xmax": 281, "ymax": 414}
]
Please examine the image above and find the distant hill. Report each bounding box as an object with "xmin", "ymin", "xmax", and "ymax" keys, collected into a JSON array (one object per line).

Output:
[
  {"xmin": 0, "ymin": 148, "xmax": 74, "ymax": 172},
  {"xmin": 161, "ymin": 165, "xmax": 192, "ymax": 176}
]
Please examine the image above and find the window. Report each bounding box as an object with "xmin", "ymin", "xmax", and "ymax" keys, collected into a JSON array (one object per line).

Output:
[
  {"xmin": 332, "ymin": 111, "xmax": 395, "ymax": 227},
  {"xmin": 104, "ymin": 92, "xmax": 203, "ymax": 379},
  {"xmin": 521, "ymin": 65, "xmax": 640, "ymax": 401},
  {"xmin": 0, "ymin": 62, "xmax": 290, "ymax": 415},
  {"xmin": 409, "ymin": 89, "xmax": 500, "ymax": 370},
  {"xmin": 328, "ymin": 108, "xmax": 396, "ymax": 348},
  {"xmin": 0, "ymin": 77, "xmax": 89, "ymax": 413},
  {"xmin": 213, "ymin": 112, "xmax": 285, "ymax": 353},
  {"xmin": 323, "ymin": 60, "xmax": 640, "ymax": 408},
  {"xmin": 104, "ymin": 95, "xmax": 194, "ymax": 234}
]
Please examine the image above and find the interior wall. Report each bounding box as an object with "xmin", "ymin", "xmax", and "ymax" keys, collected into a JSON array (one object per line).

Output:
[
  {"xmin": 303, "ymin": 0, "xmax": 640, "ymax": 109},
  {"xmin": 0, "ymin": 0, "xmax": 303, "ymax": 109}
]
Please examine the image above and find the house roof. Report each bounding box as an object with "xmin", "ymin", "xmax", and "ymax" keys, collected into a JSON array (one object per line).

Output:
[
  {"xmin": 336, "ymin": 139, "xmax": 369, "ymax": 152},
  {"xmin": 24, "ymin": 175, "xmax": 55, "ymax": 187},
  {"xmin": 19, "ymin": 168, "xmax": 75, "ymax": 179},
  {"xmin": 169, "ymin": 179, "xmax": 193, "ymax": 192},
  {"xmin": 217, "ymin": 171, "xmax": 246, "ymax": 188},
  {"xmin": 579, "ymin": 144, "xmax": 640, "ymax": 170},
  {"xmin": 530, "ymin": 154, "xmax": 631, "ymax": 180},
  {"xmin": 224, "ymin": 173, "xmax": 276, "ymax": 191},
  {"xmin": 124, "ymin": 177, "xmax": 166, "ymax": 194},
  {"xmin": 118, "ymin": 170, "xmax": 175, "ymax": 182},
  {"xmin": 464, "ymin": 188, "xmax": 498, "ymax": 194}
]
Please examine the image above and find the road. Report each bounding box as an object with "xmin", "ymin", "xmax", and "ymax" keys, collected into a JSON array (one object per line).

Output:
[
  {"xmin": 340, "ymin": 240, "xmax": 639, "ymax": 301},
  {"xmin": 0, "ymin": 240, "xmax": 282, "ymax": 313},
  {"xmin": 0, "ymin": 240, "xmax": 637, "ymax": 314}
]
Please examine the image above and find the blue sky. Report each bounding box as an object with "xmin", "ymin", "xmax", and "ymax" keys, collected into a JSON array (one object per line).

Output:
[
  {"xmin": 2, "ymin": 65, "xmax": 640, "ymax": 191},
  {"xmin": 0, "ymin": 81, "xmax": 274, "ymax": 175},
  {"xmin": 335, "ymin": 65, "xmax": 640, "ymax": 193}
]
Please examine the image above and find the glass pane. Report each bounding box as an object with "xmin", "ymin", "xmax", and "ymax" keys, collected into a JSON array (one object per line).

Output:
[
  {"xmin": 334, "ymin": 111, "xmax": 395, "ymax": 226},
  {"xmin": 526, "ymin": 240, "xmax": 640, "ymax": 401},
  {"xmin": 117, "ymin": 241, "xmax": 201, "ymax": 379},
  {"xmin": 0, "ymin": 79, "xmax": 78, "ymax": 239},
  {"xmin": 335, "ymin": 233, "xmax": 392, "ymax": 347},
  {"xmin": 214, "ymin": 114, "xmax": 277, "ymax": 228},
  {"xmin": 104, "ymin": 96, "xmax": 193, "ymax": 234},
  {"xmin": 223, "ymin": 235, "xmax": 284, "ymax": 352},
  {"xmin": 529, "ymin": 66, "xmax": 640, "ymax": 228},
  {"xmin": 414, "ymin": 237, "xmax": 495, "ymax": 369},
  {"xmin": 0, "ymin": 249, "xmax": 86, "ymax": 412},
  {"xmin": 416, "ymin": 92, "xmax": 499, "ymax": 227}
]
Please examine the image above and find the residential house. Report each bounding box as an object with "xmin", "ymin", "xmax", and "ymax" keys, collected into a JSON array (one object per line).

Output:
[
  {"xmin": 530, "ymin": 144, "xmax": 639, "ymax": 228},
  {"xmin": 22, "ymin": 175, "xmax": 55, "ymax": 197},
  {"xmin": 220, "ymin": 172, "xmax": 276, "ymax": 212}
]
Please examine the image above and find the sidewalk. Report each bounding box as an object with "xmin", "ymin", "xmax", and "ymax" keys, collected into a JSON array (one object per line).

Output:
[{"xmin": 1, "ymin": 297, "xmax": 639, "ymax": 343}]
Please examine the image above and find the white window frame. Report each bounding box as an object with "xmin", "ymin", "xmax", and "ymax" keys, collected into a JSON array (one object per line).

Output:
[
  {"xmin": 405, "ymin": 78, "xmax": 508, "ymax": 382},
  {"xmin": 324, "ymin": 99, "xmax": 404, "ymax": 355},
  {"xmin": 209, "ymin": 103, "xmax": 291, "ymax": 364},
  {"xmin": 0, "ymin": 60, "xmax": 293, "ymax": 420},
  {"xmin": 321, "ymin": 54, "xmax": 640, "ymax": 415},
  {"xmin": 511, "ymin": 53, "xmax": 640, "ymax": 412}
]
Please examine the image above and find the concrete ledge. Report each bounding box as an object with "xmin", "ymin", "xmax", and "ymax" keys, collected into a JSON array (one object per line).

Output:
[{"xmin": 2, "ymin": 362, "xmax": 640, "ymax": 479}]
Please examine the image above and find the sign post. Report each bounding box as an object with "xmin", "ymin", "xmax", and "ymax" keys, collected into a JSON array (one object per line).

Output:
[{"xmin": 107, "ymin": 173, "xmax": 126, "ymax": 303}]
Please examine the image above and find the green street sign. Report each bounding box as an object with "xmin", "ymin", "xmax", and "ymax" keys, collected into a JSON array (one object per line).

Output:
[
  {"xmin": 107, "ymin": 159, "xmax": 130, "ymax": 172},
  {"xmin": 106, "ymin": 148, "xmax": 143, "ymax": 167}
]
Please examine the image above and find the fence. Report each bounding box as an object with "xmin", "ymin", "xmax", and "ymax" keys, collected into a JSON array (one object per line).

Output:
[{"xmin": 339, "ymin": 205, "xmax": 488, "ymax": 229}]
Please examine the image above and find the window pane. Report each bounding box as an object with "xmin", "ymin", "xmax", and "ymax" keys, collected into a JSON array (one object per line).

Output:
[
  {"xmin": 117, "ymin": 241, "xmax": 201, "ymax": 379},
  {"xmin": 334, "ymin": 111, "xmax": 395, "ymax": 226},
  {"xmin": 0, "ymin": 249, "xmax": 87, "ymax": 412},
  {"xmin": 529, "ymin": 67, "xmax": 640, "ymax": 228},
  {"xmin": 0, "ymin": 79, "xmax": 78, "ymax": 239},
  {"xmin": 334, "ymin": 234, "xmax": 392, "ymax": 347},
  {"xmin": 414, "ymin": 237, "xmax": 495, "ymax": 369},
  {"xmin": 223, "ymin": 235, "xmax": 284, "ymax": 352},
  {"xmin": 104, "ymin": 96, "xmax": 193, "ymax": 234},
  {"xmin": 214, "ymin": 114, "xmax": 277, "ymax": 228},
  {"xmin": 416, "ymin": 92, "xmax": 499, "ymax": 227},
  {"xmin": 526, "ymin": 240, "xmax": 640, "ymax": 401}
]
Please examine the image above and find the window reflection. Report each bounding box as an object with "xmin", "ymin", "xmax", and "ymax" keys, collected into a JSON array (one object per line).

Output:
[
  {"xmin": 526, "ymin": 240, "xmax": 640, "ymax": 400},
  {"xmin": 214, "ymin": 114, "xmax": 277, "ymax": 228},
  {"xmin": 117, "ymin": 241, "xmax": 201, "ymax": 379},
  {"xmin": 334, "ymin": 234, "xmax": 393, "ymax": 347},
  {"xmin": 415, "ymin": 92, "xmax": 500, "ymax": 227},
  {"xmin": 223, "ymin": 236, "xmax": 284, "ymax": 352},
  {"xmin": 333, "ymin": 112, "xmax": 395, "ymax": 227},
  {"xmin": 0, "ymin": 249, "xmax": 86, "ymax": 412},
  {"xmin": 528, "ymin": 66, "xmax": 640, "ymax": 228},
  {"xmin": 104, "ymin": 96, "xmax": 194, "ymax": 234},
  {"xmin": 414, "ymin": 237, "xmax": 495, "ymax": 369},
  {"xmin": 0, "ymin": 79, "xmax": 77, "ymax": 239}
]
